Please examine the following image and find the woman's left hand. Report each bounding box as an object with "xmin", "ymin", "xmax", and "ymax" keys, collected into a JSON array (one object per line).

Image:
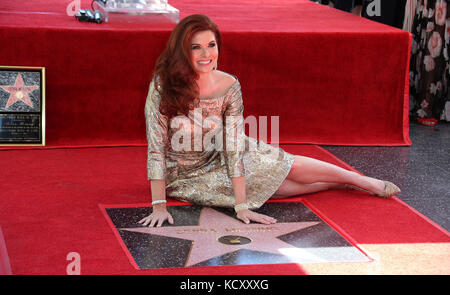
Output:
[{"xmin": 236, "ymin": 209, "xmax": 277, "ymax": 225}]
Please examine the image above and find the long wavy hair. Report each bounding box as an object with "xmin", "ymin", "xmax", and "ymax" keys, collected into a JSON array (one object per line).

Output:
[{"xmin": 154, "ymin": 14, "xmax": 222, "ymax": 118}]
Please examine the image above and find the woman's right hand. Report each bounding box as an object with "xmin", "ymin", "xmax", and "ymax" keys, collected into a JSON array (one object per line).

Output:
[{"xmin": 138, "ymin": 206, "xmax": 174, "ymax": 227}]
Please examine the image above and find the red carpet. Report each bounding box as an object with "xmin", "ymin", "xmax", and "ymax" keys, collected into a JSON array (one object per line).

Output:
[
  {"xmin": 1, "ymin": 0, "xmax": 440, "ymax": 275},
  {"xmin": 0, "ymin": 0, "xmax": 411, "ymax": 147},
  {"xmin": 0, "ymin": 145, "xmax": 448, "ymax": 274}
]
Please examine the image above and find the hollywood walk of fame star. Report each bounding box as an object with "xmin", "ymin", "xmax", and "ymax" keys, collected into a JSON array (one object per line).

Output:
[
  {"xmin": 0, "ymin": 73, "xmax": 38, "ymax": 109},
  {"xmin": 121, "ymin": 207, "xmax": 320, "ymax": 267}
]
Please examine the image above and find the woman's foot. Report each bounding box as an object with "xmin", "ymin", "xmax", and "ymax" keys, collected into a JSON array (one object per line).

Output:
[
  {"xmin": 375, "ymin": 181, "xmax": 401, "ymax": 198},
  {"xmin": 345, "ymin": 179, "xmax": 400, "ymax": 198}
]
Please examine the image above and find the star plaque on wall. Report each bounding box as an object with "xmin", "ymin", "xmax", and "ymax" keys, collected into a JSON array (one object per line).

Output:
[
  {"xmin": 101, "ymin": 202, "xmax": 370, "ymax": 270},
  {"xmin": 0, "ymin": 66, "xmax": 45, "ymax": 146}
]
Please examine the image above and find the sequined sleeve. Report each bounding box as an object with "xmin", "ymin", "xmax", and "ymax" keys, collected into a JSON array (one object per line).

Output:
[
  {"xmin": 144, "ymin": 80, "xmax": 168, "ymax": 180},
  {"xmin": 223, "ymin": 82, "xmax": 245, "ymax": 178}
]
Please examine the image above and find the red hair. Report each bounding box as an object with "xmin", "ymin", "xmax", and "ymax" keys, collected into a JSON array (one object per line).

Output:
[{"xmin": 154, "ymin": 14, "xmax": 222, "ymax": 118}]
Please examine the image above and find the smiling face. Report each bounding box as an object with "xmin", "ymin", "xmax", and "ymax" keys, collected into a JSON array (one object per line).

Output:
[{"xmin": 190, "ymin": 30, "xmax": 218, "ymax": 74}]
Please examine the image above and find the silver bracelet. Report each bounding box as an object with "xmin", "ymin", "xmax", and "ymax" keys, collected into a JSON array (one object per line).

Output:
[
  {"xmin": 234, "ymin": 203, "xmax": 249, "ymax": 213},
  {"xmin": 152, "ymin": 200, "xmax": 167, "ymax": 205}
]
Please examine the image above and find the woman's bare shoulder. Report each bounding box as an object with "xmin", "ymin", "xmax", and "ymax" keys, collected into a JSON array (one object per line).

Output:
[{"xmin": 215, "ymin": 70, "xmax": 237, "ymax": 87}]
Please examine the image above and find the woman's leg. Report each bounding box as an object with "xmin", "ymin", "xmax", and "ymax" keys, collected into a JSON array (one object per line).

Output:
[
  {"xmin": 284, "ymin": 155, "xmax": 385, "ymax": 195},
  {"xmin": 273, "ymin": 178, "xmax": 344, "ymax": 199}
]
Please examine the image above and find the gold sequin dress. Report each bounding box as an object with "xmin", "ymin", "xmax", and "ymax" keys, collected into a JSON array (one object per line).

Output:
[{"xmin": 144, "ymin": 77, "xmax": 295, "ymax": 210}]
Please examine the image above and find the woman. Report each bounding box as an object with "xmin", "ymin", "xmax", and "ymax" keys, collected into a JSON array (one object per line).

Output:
[{"xmin": 139, "ymin": 14, "xmax": 400, "ymax": 228}]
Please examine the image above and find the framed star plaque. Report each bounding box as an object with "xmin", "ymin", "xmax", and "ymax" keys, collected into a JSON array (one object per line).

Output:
[{"xmin": 0, "ymin": 66, "xmax": 45, "ymax": 146}]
